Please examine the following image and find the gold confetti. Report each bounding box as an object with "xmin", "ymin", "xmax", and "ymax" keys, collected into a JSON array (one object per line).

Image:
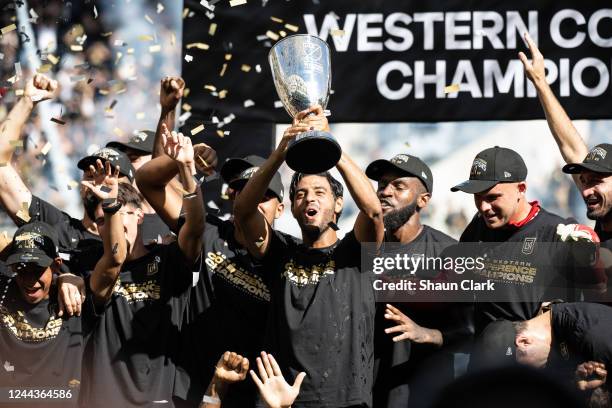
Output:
[
  {"xmin": 270, "ymin": 16, "xmax": 283, "ymax": 23},
  {"xmin": 225, "ymin": 54, "xmax": 232, "ymax": 61},
  {"xmin": 99, "ymin": 89, "xmax": 110, "ymax": 96},
  {"xmin": 209, "ymin": 23, "xmax": 217, "ymax": 36},
  {"xmin": 144, "ymin": 14, "xmax": 154, "ymax": 24},
  {"xmin": 196, "ymin": 155, "xmax": 208, "ymax": 167},
  {"xmin": 113, "ymin": 127, "xmax": 124, "ymax": 137},
  {"xmin": 149, "ymin": 44, "xmax": 161, "ymax": 53},
  {"xmin": 266, "ymin": 31, "xmax": 279, "ymax": 41},
  {"xmin": 70, "ymin": 45, "xmax": 83, "ymax": 52},
  {"xmin": 41, "ymin": 142, "xmax": 52, "ymax": 155},
  {"xmin": 444, "ymin": 84, "xmax": 460, "ymax": 94},
  {"xmin": 219, "ymin": 63, "xmax": 228, "ymax": 77},
  {"xmin": 190, "ymin": 124, "xmax": 204, "ymax": 135},
  {"xmin": 204, "ymin": 85, "xmax": 217, "ymax": 92},
  {"xmin": 216, "ymin": 130, "xmax": 225, "ymax": 138},
  {"xmin": 284, "ymin": 23, "xmax": 299, "ymax": 32},
  {"xmin": 186, "ymin": 42, "xmax": 209, "ymax": 50},
  {"xmin": 182, "ymin": 103, "xmax": 192, "ymax": 112},
  {"xmin": 136, "ymin": 112, "xmax": 145, "ymax": 120},
  {"xmin": 182, "ymin": 8, "xmax": 189, "ymax": 19},
  {"xmin": 47, "ymin": 54, "xmax": 59, "ymax": 65},
  {"xmin": 101, "ymin": 32, "xmax": 113, "ymax": 37},
  {"xmin": 279, "ymin": 31, "xmax": 287, "ymax": 38},
  {"xmin": 241, "ymin": 64, "xmax": 251, "ymax": 72},
  {"xmin": 10, "ymin": 140, "xmax": 23, "ymax": 148},
  {"xmin": 171, "ymin": 33, "xmax": 176, "ymax": 46},
  {"xmin": 37, "ymin": 64, "xmax": 52, "ymax": 73},
  {"xmin": 184, "ymin": 88, "xmax": 190, "ymax": 98},
  {"xmin": 229, "ymin": 0, "xmax": 247, "ymax": 6},
  {"xmin": 15, "ymin": 89, "xmax": 24, "ymax": 96},
  {"xmin": 330, "ymin": 29, "xmax": 345, "ymax": 37},
  {"xmin": 218, "ymin": 90, "xmax": 228, "ymax": 99},
  {"xmin": 1, "ymin": 24, "xmax": 16, "ymax": 34},
  {"xmin": 127, "ymin": 48, "xmax": 135, "ymax": 54},
  {"xmin": 138, "ymin": 35, "xmax": 154, "ymax": 41},
  {"xmin": 67, "ymin": 180, "xmax": 79, "ymax": 190}
]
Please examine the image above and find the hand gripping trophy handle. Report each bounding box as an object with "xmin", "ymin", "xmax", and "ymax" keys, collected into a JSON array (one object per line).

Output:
[{"xmin": 269, "ymin": 34, "xmax": 341, "ymax": 174}]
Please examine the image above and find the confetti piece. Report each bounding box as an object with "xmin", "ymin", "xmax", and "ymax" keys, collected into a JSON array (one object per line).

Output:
[
  {"xmin": 209, "ymin": 23, "xmax": 217, "ymax": 36},
  {"xmin": 67, "ymin": 180, "xmax": 79, "ymax": 190},
  {"xmin": 218, "ymin": 89, "xmax": 228, "ymax": 99},
  {"xmin": 182, "ymin": 103, "xmax": 192, "ymax": 111},
  {"xmin": 200, "ymin": 0, "xmax": 215, "ymax": 11},
  {"xmin": 255, "ymin": 64, "xmax": 262, "ymax": 73},
  {"xmin": 138, "ymin": 35, "xmax": 154, "ymax": 41},
  {"xmin": 70, "ymin": 45, "xmax": 83, "ymax": 52},
  {"xmin": 113, "ymin": 128, "xmax": 123, "ymax": 137},
  {"xmin": 156, "ymin": 3, "xmax": 164, "ymax": 14},
  {"xmin": 444, "ymin": 84, "xmax": 460, "ymax": 94},
  {"xmin": 182, "ymin": 8, "xmax": 189, "ymax": 19},
  {"xmin": 29, "ymin": 8, "xmax": 39, "ymax": 23},
  {"xmin": 274, "ymin": 100, "xmax": 284, "ymax": 108},
  {"xmin": 186, "ymin": 42, "xmax": 209, "ymax": 50},
  {"xmin": 149, "ymin": 44, "xmax": 161, "ymax": 53},
  {"xmin": 37, "ymin": 64, "xmax": 52, "ymax": 73},
  {"xmin": 284, "ymin": 23, "xmax": 299, "ymax": 32},
  {"xmin": 171, "ymin": 33, "xmax": 176, "ymax": 46},
  {"xmin": 244, "ymin": 99, "xmax": 255, "ymax": 108},
  {"xmin": 241, "ymin": 64, "xmax": 251, "ymax": 72},
  {"xmin": 15, "ymin": 89, "xmax": 23, "ymax": 96},
  {"xmin": 330, "ymin": 29, "xmax": 345, "ymax": 37},
  {"xmin": 9, "ymin": 140, "xmax": 23, "ymax": 148},
  {"xmin": 51, "ymin": 117, "xmax": 66, "ymax": 125},
  {"xmin": 216, "ymin": 130, "xmax": 225, "ymax": 138},
  {"xmin": 225, "ymin": 54, "xmax": 232, "ymax": 61},
  {"xmin": 204, "ymin": 85, "xmax": 217, "ymax": 92},
  {"xmin": 93, "ymin": 5, "xmax": 98, "ymax": 19},
  {"xmin": 279, "ymin": 31, "xmax": 287, "ymax": 38},
  {"xmin": 1, "ymin": 24, "xmax": 16, "ymax": 35},
  {"xmin": 266, "ymin": 31, "xmax": 279, "ymax": 41},
  {"xmin": 271, "ymin": 16, "xmax": 283, "ymax": 23},
  {"xmin": 323, "ymin": 109, "xmax": 331, "ymax": 116},
  {"xmin": 219, "ymin": 63, "xmax": 228, "ymax": 77},
  {"xmin": 136, "ymin": 112, "xmax": 145, "ymax": 120},
  {"xmin": 196, "ymin": 155, "xmax": 209, "ymax": 167},
  {"xmin": 145, "ymin": 14, "xmax": 154, "ymax": 24},
  {"xmin": 185, "ymin": 54, "xmax": 193, "ymax": 62},
  {"xmin": 41, "ymin": 142, "xmax": 52, "ymax": 155},
  {"xmin": 191, "ymin": 124, "xmax": 205, "ymax": 135},
  {"xmin": 6, "ymin": 76, "xmax": 17, "ymax": 84},
  {"xmin": 184, "ymin": 88, "xmax": 190, "ymax": 97},
  {"xmin": 229, "ymin": 0, "xmax": 247, "ymax": 6},
  {"xmin": 47, "ymin": 54, "xmax": 59, "ymax": 65},
  {"xmin": 14, "ymin": 62, "xmax": 22, "ymax": 77},
  {"xmin": 102, "ymin": 32, "xmax": 113, "ymax": 37},
  {"xmin": 127, "ymin": 48, "xmax": 134, "ymax": 54}
]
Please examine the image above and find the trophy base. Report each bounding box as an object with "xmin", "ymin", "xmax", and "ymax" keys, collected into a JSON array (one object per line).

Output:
[{"xmin": 286, "ymin": 130, "xmax": 341, "ymax": 174}]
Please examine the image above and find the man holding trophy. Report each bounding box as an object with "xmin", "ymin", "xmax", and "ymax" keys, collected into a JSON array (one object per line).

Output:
[{"xmin": 231, "ymin": 35, "xmax": 384, "ymax": 407}]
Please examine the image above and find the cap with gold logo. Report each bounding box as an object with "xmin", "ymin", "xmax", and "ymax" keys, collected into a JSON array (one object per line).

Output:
[{"xmin": 6, "ymin": 222, "xmax": 59, "ymax": 268}]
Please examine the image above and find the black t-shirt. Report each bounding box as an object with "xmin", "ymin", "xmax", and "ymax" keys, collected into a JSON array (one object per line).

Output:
[
  {"xmin": 460, "ymin": 207, "xmax": 583, "ymax": 333},
  {"xmin": 81, "ymin": 243, "xmax": 194, "ymax": 408},
  {"xmin": 261, "ymin": 230, "xmax": 375, "ymax": 408},
  {"xmin": 176, "ymin": 215, "xmax": 276, "ymax": 406},
  {"xmin": 550, "ymin": 302, "xmax": 612, "ymax": 385},
  {"xmin": 374, "ymin": 226, "xmax": 471, "ymax": 408},
  {"xmin": 595, "ymin": 221, "xmax": 612, "ymax": 250},
  {"xmin": 141, "ymin": 213, "xmax": 172, "ymax": 246},
  {"xmin": 0, "ymin": 275, "xmax": 95, "ymax": 408}
]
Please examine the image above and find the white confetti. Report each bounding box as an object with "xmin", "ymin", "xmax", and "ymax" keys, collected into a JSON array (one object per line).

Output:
[
  {"xmin": 274, "ymin": 100, "xmax": 284, "ymax": 108},
  {"xmin": 156, "ymin": 3, "xmax": 164, "ymax": 13},
  {"xmin": 184, "ymin": 54, "xmax": 193, "ymax": 62},
  {"xmin": 244, "ymin": 99, "xmax": 255, "ymax": 108},
  {"xmin": 93, "ymin": 5, "xmax": 98, "ymax": 19}
]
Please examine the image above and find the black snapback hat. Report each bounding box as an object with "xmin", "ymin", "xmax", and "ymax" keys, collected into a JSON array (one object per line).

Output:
[
  {"xmin": 366, "ymin": 154, "xmax": 434, "ymax": 193},
  {"xmin": 229, "ymin": 166, "xmax": 284, "ymax": 201},
  {"xmin": 562, "ymin": 143, "xmax": 612, "ymax": 175},
  {"xmin": 77, "ymin": 147, "xmax": 136, "ymax": 183},
  {"xmin": 451, "ymin": 146, "xmax": 527, "ymax": 194},
  {"xmin": 106, "ymin": 130, "xmax": 155, "ymax": 155},
  {"xmin": 6, "ymin": 222, "xmax": 59, "ymax": 268},
  {"xmin": 220, "ymin": 155, "xmax": 266, "ymax": 184}
]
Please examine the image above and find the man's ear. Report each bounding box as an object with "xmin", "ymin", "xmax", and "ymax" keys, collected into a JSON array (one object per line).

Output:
[
  {"xmin": 517, "ymin": 181, "xmax": 527, "ymax": 195},
  {"xmin": 136, "ymin": 208, "xmax": 145, "ymax": 225},
  {"xmin": 516, "ymin": 333, "xmax": 530, "ymax": 348},
  {"xmin": 334, "ymin": 196, "xmax": 344, "ymax": 218},
  {"xmin": 52, "ymin": 257, "xmax": 63, "ymax": 272},
  {"xmin": 274, "ymin": 202, "xmax": 285, "ymax": 220},
  {"xmin": 417, "ymin": 192, "xmax": 431, "ymax": 209}
]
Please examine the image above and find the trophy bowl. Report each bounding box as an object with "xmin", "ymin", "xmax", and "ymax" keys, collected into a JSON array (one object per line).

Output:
[{"xmin": 269, "ymin": 34, "xmax": 341, "ymax": 174}]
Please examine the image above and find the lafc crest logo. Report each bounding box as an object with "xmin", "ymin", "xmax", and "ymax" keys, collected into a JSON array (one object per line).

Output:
[
  {"xmin": 390, "ymin": 154, "xmax": 410, "ymax": 165},
  {"xmin": 586, "ymin": 147, "xmax": 607, "ymax": 162},
  {"xmin": 94, "ymin": 148, "xmax": 120, "ymax": 160},
  {"xmin": 146, "ymin": 256, "xmax": 160, "ymax": 276},
  {"xmin": 471, "ymin": 158, "xmax": 487, "ymax": 176},
  {"xmin": 522, "ymin": 237, "xmax": 537, "ymax": 255}
]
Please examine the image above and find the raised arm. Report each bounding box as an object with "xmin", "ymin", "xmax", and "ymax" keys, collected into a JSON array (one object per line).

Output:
[
  {"xmin": 85, "ymin": 161, "xmax": 126, "ymax": 305},
  {"xmin": 200, "ymin": 351, "xmax": 249, "ymax": 408},
  {"xmin": 154, "ymin": 76, "xmax": 185, "ymax": 158},
  {"xmin": 335, "ymin": 150, "xmax": 384, "ymax": 245},
  {"xmin": 519, "ymin": 32, "xmax": 588, "ymax": 185},
  {"xmin": 0, "ymin": 74, "xmax": 58, "ymax": 223},
  {"xmin": 162, "ymin": 129, "xmax": 205, "ymax": 264},
  {"xmin": 233, "ymin": 117, "xmax": 310, "ymax": 259}
]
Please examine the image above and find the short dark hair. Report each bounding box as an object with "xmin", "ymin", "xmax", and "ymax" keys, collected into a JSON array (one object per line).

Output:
[
  {"xmin": 512, "ymin": 320, "xmax": 528, "ymax": 335},
  {"xmin": 289, "ymin": 172, "xmax": 344, "ymax": 221},
  {"xmin": 117, "ymin": 182, "xmax": 143, "ymax": 208}
]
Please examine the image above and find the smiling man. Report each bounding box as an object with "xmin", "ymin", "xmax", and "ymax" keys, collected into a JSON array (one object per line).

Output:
[{"xmin": 452, "ymin": 146, "xmax": 602, "ymax": 335}]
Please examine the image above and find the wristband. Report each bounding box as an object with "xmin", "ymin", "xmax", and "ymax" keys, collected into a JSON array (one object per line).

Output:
[
  {"xmin": 183, "ymin": 192, "xmax": 198, "ymax": 200},
  {"xmin": 102, "ymin": 201, "xmax": 122, "ymax": 214},
  {"xmin": 202, "ymin": 395, "xmax": 221, "ymax": 404}
]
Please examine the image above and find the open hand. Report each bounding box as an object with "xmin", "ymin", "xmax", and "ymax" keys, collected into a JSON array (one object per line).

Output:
[
  {"xmin": 80, "ymin": 160, "xmax": 120, "ymax": 202},
  {"xmin": 250, "ymin": 352, "xmax": 305, "ymax": 408},
  {"xmin": 518, "ymin": 32, "xmax": 546, "ymax": 85}
]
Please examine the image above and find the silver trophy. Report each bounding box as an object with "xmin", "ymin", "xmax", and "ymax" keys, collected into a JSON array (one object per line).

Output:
[{"xmin": 269, "ymin": 34, "xmax": 341, "ymax": 174}]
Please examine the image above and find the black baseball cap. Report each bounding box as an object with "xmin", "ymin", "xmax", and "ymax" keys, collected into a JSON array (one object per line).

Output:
[
  {"xmin": 562, "ymin": 143, "xmax": 612, "ymax": 174},
  {"xmin": 229, "ymin": 166, "xmax": 284, "ymax": 201},
  {"xmin": 366, "ymin": 154, "xmax": 434, "ymax": 193},
  {"xmin": 474, "ymin": 320, "xmax": 518, "ymax": 368},
  {"xmin": 451, "ymin": 146, "xmax": 528, "ymax": 194},
  {"xmin": 220, "ymin": 155, "xmax": 266, "ymax": 184},
  {"xmin": 77, "ymin": 147, "xmax": 136, "ymax": 183},
  {"xmin": 106, "ymin": 130, "xmax": 155, "ymax": 155},
  {"xmin": 6, "ymin": 222, "xmax": 59, "ymax": 268}
]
